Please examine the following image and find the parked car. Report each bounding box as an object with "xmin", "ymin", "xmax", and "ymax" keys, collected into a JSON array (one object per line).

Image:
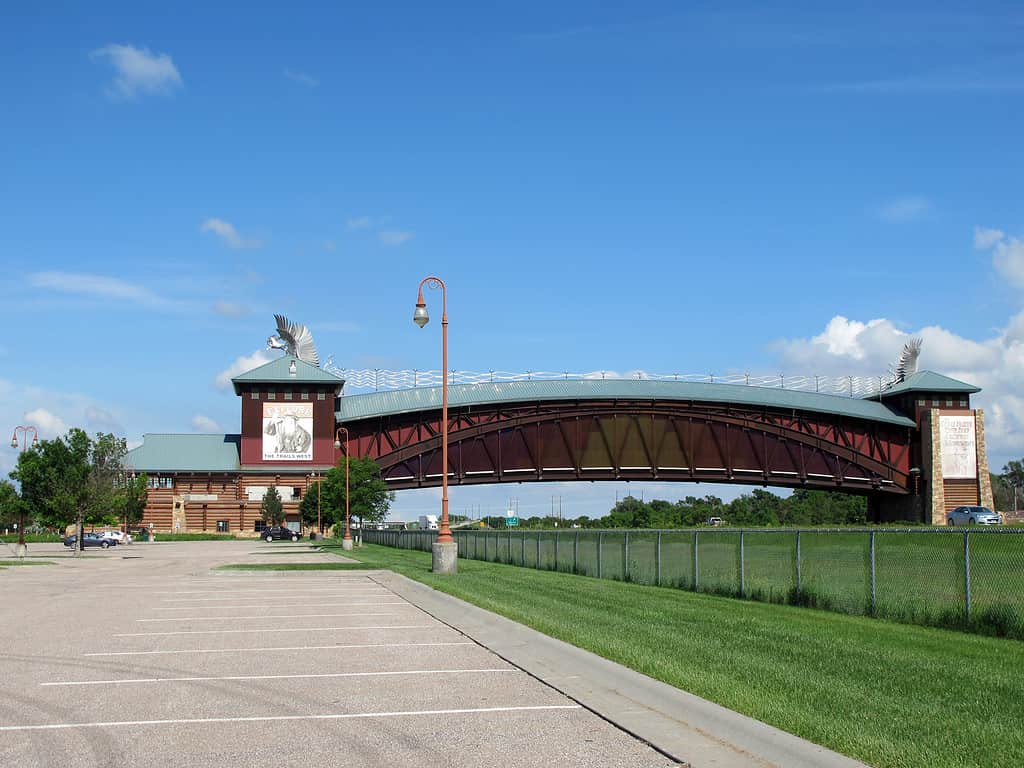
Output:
[
  {"xmin": 262, "ymin": 526, "xmax": 301, "ymax": 542},
  {"xmin": 100, "ymin": 530, "xmax": 132, "ymax": 544},
  {"xmin": 947, "ymin": 506, "xmax": 1003, "ymax": 526},
  {"xmin": 63, "ymin": 533, "xmax": 119, "ymax": 549}
]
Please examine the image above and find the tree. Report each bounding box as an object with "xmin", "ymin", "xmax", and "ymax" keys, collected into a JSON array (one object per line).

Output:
[
  {"xmin": 119, "ymin": 472, "xmax": 148, "ymax": 531},
  {"xmin": 1002, "ymin": 460, "xmax": 1024, "ymax": 511},
  {"xmin": 299, "ymin": 479, "xmax": 337, "ymax": 533},
  {"xmin": 322, "ymin": 456, "xmax": 394, "ymax": 537},
  {"xmin": 260, "ymin": 485, "xmax": 285, "ymax": 527},
  {"xmin": 0, "ymin": 480, "xmax": 25, "ymax": 531}
]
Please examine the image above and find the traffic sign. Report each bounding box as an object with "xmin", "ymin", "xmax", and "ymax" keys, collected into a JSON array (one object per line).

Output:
[{"xmin": 506, "ymin": 517, "xmax": 519, "ymax": 527}]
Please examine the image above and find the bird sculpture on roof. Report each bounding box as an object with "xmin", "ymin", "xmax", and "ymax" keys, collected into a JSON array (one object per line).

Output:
[
  {"xmin": 893, "ymin": 337, "xmax": 922, "ymax": 383},
  {"xmin": 267, "ymin": 314, "xmax": 320, "ymax": 367}
]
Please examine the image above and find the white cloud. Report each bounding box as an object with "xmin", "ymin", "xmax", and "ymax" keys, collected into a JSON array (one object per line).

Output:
[
  {"xmin": 346, "ymin": 217, "xmax": 372, "ymax": 231},
  {"xmin": 28, "ymin": 271, "xmax": 173, "ymax": 308},
  {"xmin": 191, "ymin": 414, "xmax": 221, "ymax": 433},
  {"xmin": 91, "ymin": 43, "xmax": 183, "ymax": 100},
  {"xmin": 214, "ymin": 350, "xmax": 275, "ymax": 390},
  {"xmin": 284, "ymin": 69, "xmax": 318, "ymax": 88},
  {"xmin": 974, "ymin": 226, "xmax": 1005, "ymax": 250},
  {"xmin": 213, "ymin": 301, "xmax": 248, "ymax": 318},
  {"xmin": 201, "ymin": 218, "xmax": 263, "ymax": 249},
  {"xmin": 379, "ymin": 230, "xmax": 414, "ymax": 246},
  {"xmin": 773, "ymin": 310, "xmax": 1024, "ymax": 466},
  {"xmin": 879, "ymin": 196, "xmax": 930, "ymax": 222},
  {"xmin": 23, "ymin": 408, "xmax": 68, "ymax": 439},
  {"xmin": 974, "ymin": 225, "xmax": 1024, "ymax": 288}
]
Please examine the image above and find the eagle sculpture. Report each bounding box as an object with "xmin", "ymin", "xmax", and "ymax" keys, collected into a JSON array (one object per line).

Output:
[
  {"xmin": 893, "ymin": 337, "xmax": 922, "ymax": 383},
  {"xmin": 267, "ymin": 314, "xmax": 320, "ymax": 367}
]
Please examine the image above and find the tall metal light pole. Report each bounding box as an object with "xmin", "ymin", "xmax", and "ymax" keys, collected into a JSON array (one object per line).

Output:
[
  {"xmin": 413, "ymin": 276, "xmax": 457, "ymax": 574},
  {"xmin": 10, "ymin": 425, "xmax": 39, "ymax": 558},
  {"xmin": 334, "ymin": 427, "xmax": 352, "ymax": 551}
]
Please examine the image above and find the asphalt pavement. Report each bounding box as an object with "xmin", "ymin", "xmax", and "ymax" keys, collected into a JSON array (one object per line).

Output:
[{"xmin": 0, "ymin": 541, "xmax": 680, "ymax": 768}]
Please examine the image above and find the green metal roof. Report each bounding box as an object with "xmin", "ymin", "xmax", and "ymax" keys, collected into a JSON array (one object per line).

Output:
[
  {"xmin": 337, "ymin": 379, "xmax": 917, "ymax": 428},
  {"xmin": 873, "ymin": 370, "xmax": 981, "ymax": 398},
  {"xmin": 231, "ymin": 355, "xmax": 345, "ymax": 394},
  {"xmin": 127, "ymin": 434, "xmax": 241, "ymax": 472}
]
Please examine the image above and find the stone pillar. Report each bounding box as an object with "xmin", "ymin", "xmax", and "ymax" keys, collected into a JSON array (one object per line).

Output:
[
  {"xmin": 976, "ymin": 409, "xmax": 994, "ymax": 510},
  {"xmin": 923, "ymin": 409, "xmax": 946, "ymax": 525}
]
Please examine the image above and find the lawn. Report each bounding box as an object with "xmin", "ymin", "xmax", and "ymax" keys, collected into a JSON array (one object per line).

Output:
[{"xmin": 323, "ymin": 542, "xmax": 1024, "ymax": 768}]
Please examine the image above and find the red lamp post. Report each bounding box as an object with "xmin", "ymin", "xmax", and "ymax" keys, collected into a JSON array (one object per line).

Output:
[
  {"xmin": 10, "ymin": 425, "xmax": 39, "ymax": 554},
  {"xmin": 333, "ymin": 426, "xmax": 352, "ymax": 551},
  {"xmin": 413, "ymin": 276, "xmax": 457, "ymax": 573}
]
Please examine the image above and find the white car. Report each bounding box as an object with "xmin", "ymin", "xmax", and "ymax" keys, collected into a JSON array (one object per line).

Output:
[
  {"xmin": 946, "ymin": 506, "xmax": 1002, "ymax": 526},
  {"xmin": 100, "ymin": 530, "xmax": 133, "ymax": 543}
]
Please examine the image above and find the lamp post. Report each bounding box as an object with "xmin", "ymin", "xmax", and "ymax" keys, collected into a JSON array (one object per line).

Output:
[
  {"xmin": 10, "ymin": 425, "xmax": 39, "ymax": 558},
  {"xmin": 413, "ymin": 276, "xmax": 457, "ymax": 574},
  {"xmin": 333, "ymin": 427, "xmax": 352, "ymax": 551}
]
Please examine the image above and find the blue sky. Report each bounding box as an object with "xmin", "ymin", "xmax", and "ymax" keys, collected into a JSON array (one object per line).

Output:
[{"xmin": 2, "ymin": 2, "xmax": 1023, "ymax": 519}]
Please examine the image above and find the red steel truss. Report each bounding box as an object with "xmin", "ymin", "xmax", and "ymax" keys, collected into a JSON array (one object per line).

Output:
[{"xmin": 340, "ymin": 397, "xmax": 913, "ymax": 495}]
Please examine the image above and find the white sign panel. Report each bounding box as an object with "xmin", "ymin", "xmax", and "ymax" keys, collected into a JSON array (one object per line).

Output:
[
  {"xmin": 939, "ymin": 414, "xmax": 977, "ymax": 480},
  {"xmin": 262, "ymin": 403, "xmax": 313, "ymax": 461}
]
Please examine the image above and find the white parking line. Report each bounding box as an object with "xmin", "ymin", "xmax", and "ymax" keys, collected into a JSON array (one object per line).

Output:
[
  {"xmin": 84, "ymin": 641, "xmax": 475, "ymax": 657},
  {"xmin": 161, "ymin": 598, "xmax": 389, "ymax": 606},
  {"xmin": 42, "ymin": 668, "xmax": 515, "ymax": 687},
  {"xmin": 114, "ymin": 625, "xmax": 435, "ymax": 637},
  {"xmin": 150, "ymin": 602, "xmax": 407, "ymax": 610},
  {"xmin": 0, "ymin": 705, "xmax": 582, "ymax": 732},
  {"xmin": 137, "ymin": 612, "xmax": 412, "ymax": 622}
]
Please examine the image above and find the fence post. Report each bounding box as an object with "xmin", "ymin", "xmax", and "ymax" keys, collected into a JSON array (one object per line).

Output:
[
  {"xmin": 964, "ymin": 531, "xmax": 972, "ymax": 625},
  {"xmin": 656, "ymin": 531, "xmax": 662, "ymax": 586},
  {"xmin": 554, "ymin": 530, "xmax": 559, "ymax": 571},
  {"xmin": 739, "ymin": 530, "xmax": 745, "ymax": 598},
  {"xmin": 869, "ymin": 530, "xmax": 877, "ymax": 615},
  {"xmin": 574, "ymin": 530, "xmax": 579, "ymax": 574},
  {"xmin": 693, "ymin": 530, "xmax": 700, "ymax": 592},
  {"xmin": 598, "ymin": 532, "xmax": 604, "ymax": 579},
  {"xmin": 537, "ymin": 531, "xmax": 542, "ymax": 570},
  {"xmin": 624, "ymin": 531, "xmax": 630, "ymax": 581},
  {"xmin": 795, "ymin": 530, "xmax": 802, "ymax": 596}
]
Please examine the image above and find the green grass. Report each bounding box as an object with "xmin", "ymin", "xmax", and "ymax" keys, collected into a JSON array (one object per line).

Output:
[
  {"xmin": 0, "ymin": 534, "xmax": 63, "ymax": 543},
  {"xmin": 216, "ymin": 562, "xmax": 380, "ymax": 571},
  {"xmin": 0, "ymin": 559, "xmax": 56, "ymax": 566},
  {"xmin": 444, "ymin": 528, "xmax": 1024, "ymax": 638},
  {"xmin": 329, "ymin": 543, "xmax": 1024, "ymax": 768}
]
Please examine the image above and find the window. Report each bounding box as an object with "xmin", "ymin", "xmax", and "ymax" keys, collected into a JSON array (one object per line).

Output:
[
  {"xmin": 216, "ymin": 520, "xmax": 229, "ymax": 533},
  {"xmin": 293, "ymin": 487, "xmax": 302, "ymax": 500},
  {"xmin": 148, "ymin": 476, "xmax": 174, "ymax": 489},
  {"xmin": 318, "ymin": 392, "xmax": 326, "ymax": 400},
  {"xmin": 251, "ymin": 391, "xmax": 259, "ymax": 399},
  {"xmin": 917, "ymin": 399, "xmax": 926, "ymax": 406},
  {"xmin": 284, "ymin": 392, "xmax": 292, "ymax": 400},
  {"xmin": 301, "ymin": 390, "xmax": 309, "ymax": 400},
  {"xmin": 931, "ymin": 399, "xmax": 940, "ymax": 407},
  {"xmin": 945, "ymin": 399, "xmax": 953, "ymax": 407},
  {"xmin": 960, "ymin": 399, "xmax": 968, "ymax": 407},
  {"xmin": 254, "ymin": 520, "xmax": 266, "ymax": 532},
  {"xmin": 267, "ymin": 391, "xmax": 276, "ymax": 400}
]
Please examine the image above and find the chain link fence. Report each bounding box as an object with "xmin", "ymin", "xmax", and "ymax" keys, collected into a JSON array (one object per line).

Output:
[{"xmin": 364, "ymin": 527, "xmax": 1024, "ymax": 639}]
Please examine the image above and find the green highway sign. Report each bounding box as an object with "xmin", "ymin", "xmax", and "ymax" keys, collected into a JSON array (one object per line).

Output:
[{"xmin": 505, "ymin": 516, "xmax": 519, "ymax": 527}]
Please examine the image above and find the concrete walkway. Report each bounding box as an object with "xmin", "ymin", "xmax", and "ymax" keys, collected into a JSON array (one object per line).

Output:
[{"xmin": 373, "ymin": 571, "xmax": 870, "ymax": 768}]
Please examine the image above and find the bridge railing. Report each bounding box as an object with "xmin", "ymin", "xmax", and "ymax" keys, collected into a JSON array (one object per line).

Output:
[
  {"xmin": 361, "ymin": 527, "xmax": 1024, "ymax": 639},
  {"xmin": 325, "ymin": 367, "xmax": 898, "ymax": 397}
]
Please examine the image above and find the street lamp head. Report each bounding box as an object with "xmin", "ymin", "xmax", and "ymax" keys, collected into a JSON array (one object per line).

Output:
[
  {"xmin": 10, "ymin": 436, "xmax": 17, "ymax": 449},
  {"xmin": 413, "ymin": 302, "xmax": 429, "ymax": 328},
  {"xmin": 31, "ymin": 436, "xmax": 38, "ymax": 448},
  {"xmin": 334, "ymin": 439, "xmax": 341, "ymax": 449}
]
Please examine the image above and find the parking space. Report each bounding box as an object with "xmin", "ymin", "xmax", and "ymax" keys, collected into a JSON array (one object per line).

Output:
[{"xmin": 1, "ymin": 541, "xmax": 678, "ymax": 767}]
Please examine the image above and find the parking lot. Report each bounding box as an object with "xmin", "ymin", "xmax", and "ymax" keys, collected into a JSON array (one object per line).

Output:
[{"xmin": 0, "ymin": 541, "xmax": 678, "ymax": 767}]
